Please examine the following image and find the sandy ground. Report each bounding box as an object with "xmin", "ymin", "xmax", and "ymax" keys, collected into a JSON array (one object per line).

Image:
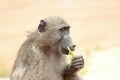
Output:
[
  {"xmin": 0, "ymin": 78, "xmax": 9, "ymax": 80},
  {"xmin": 83, "ymin": 47, "xmax": 120, "ymax": 80},
  {"xmin": 0, "ymin": 0, "xmax": 120, "ymax": 70},
  {"xmin": 0, "ymin": 0, "xmax": 120, "ymax": 79}
]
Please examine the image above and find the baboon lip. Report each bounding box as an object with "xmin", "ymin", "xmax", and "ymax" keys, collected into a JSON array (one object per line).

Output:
[
  {"xmin": 61, "ymin": 48, "xmax": 67, "ymax": 54},
  {"xmin": 70, "ymin": 48, "xmax": 75, "ymax": 51}
]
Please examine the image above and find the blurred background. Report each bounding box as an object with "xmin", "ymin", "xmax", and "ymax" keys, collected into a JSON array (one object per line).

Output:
[{"xmin": 0, "ymin": 0, "xmax": 120, "ymax": 80}]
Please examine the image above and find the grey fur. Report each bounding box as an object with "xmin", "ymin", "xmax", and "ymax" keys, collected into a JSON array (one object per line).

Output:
[{"xmin": 10, "ymin": 16, "xmax": 84, "ymax": 80}]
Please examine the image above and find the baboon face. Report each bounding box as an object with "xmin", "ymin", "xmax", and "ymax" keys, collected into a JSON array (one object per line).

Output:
[
  {"xmin": 58, "ymin": 27, "xmax": 76, "ymax": 55},
  {"xmin": 38, "ymin": 17, "xmax": 75, "ymax": 55}
]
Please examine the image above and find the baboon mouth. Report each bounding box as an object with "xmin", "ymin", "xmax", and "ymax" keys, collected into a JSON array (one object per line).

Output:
[
  {"xmin": 62, "ymin": 47, "xmax": 74, "ymax": 55},
  {"xmin": 62, "ymin": 49, "xmax": 69, "ymax": 55}
]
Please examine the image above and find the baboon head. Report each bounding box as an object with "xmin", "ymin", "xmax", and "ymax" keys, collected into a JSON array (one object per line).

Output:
[{"xmin": 38, "ymin": 17, "xmax": 76, "ymax": 55}]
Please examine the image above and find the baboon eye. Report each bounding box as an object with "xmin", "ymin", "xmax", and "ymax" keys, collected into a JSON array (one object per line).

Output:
[{"xmin": 59, "ymin": 27, "xmax": 70, "ymax": 32}]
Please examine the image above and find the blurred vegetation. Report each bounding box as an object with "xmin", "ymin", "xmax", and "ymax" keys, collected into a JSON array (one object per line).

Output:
[
  {"xmin": 0, "ymin": 63, "xmax": 10, "ymax": 77},
  {"xmin": 94, "ymin": 44, "xmax": 104, "ymax": 51}
]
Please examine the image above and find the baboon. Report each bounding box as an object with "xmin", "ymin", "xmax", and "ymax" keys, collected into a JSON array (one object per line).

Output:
[{"xmin": 10, "ymin": 16, "xmax": 84, "ymax": 80}]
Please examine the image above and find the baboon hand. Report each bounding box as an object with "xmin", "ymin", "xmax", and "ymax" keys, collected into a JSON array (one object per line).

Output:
[
  {"xmin": 70, "ymin": 56, "xmax": 84, "ymax": 70},
  {"xmin": 63, "ymin": 56, "xmax": 84, "ymax": 77}
]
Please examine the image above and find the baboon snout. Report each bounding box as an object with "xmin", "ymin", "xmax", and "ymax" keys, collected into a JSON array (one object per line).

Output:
[
  {"xmin": 72, "ymin": 45, "xmax": 76, "ymax": 48},
  {"xmin": 70, "ymin": 45, "xmax": 76, "ymax": 51}
]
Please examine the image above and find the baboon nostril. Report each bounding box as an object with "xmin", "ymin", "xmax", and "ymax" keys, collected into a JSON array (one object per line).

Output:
[{"xmin": 73, "ymin": 45, "xmax": 76, "ymax": 48}]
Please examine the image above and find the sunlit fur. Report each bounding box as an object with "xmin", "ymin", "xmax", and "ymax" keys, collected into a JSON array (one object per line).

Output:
[{"xmin": 10, "ymin": 16, "xmax": 81, "ymax": 80}]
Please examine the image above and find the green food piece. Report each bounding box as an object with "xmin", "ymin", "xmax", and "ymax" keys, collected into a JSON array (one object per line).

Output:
[{"xmin": 67, "ymin": 46, "xmax": 75, "ymax": 67}]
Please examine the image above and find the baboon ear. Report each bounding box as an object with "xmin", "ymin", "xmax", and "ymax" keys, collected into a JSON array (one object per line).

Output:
[{"xmin": 38, "ymin": 20, "xmax": 46, "ymax": 32}]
